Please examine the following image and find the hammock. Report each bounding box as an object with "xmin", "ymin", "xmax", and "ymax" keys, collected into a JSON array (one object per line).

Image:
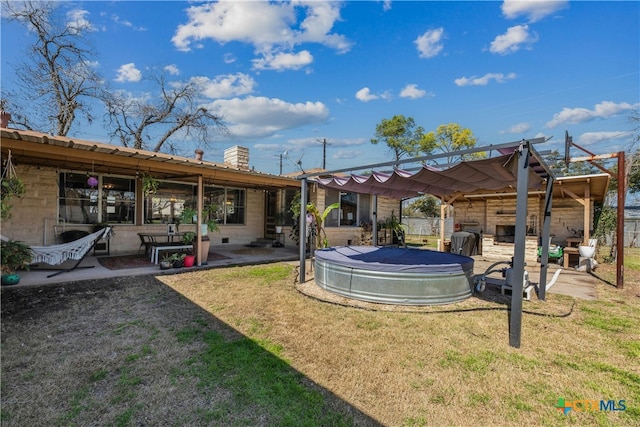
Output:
[{"xmin": 30, "ymin": 227, "xmax": 111, "ymax": 265}]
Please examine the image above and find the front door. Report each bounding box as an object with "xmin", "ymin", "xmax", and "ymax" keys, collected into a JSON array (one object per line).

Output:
[{"xmin": 264, "ymin": 190, "xmax": 277, "ymax": 238}]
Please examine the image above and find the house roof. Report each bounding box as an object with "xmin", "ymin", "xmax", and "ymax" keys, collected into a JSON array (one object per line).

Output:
[{"xmin": 1, "ymin": 128, "xmax": 299, "ymax": 190}]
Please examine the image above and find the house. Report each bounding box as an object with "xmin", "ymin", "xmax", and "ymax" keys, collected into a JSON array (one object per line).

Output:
[{"xmin": 1, "ymin": 128, "xmax": 301, "ymax": 257}]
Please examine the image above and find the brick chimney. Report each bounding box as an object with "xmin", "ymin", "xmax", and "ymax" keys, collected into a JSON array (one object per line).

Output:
[
  {"xmin": 224, "ymin": 145, "xmax": 249, "ymax": 170},
  {"xmin": 0, "ymin": 110, "xmax": 11, "ymax": 128}
]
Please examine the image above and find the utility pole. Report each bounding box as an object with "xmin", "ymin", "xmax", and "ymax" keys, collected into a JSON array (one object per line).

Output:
[
  {"xmin": 275, "ymin": 153, "xmax": 283, "ymax": 175},
  {"xmin": 318, "ymin": 138, "xmax": 330, "ymax": 169}
]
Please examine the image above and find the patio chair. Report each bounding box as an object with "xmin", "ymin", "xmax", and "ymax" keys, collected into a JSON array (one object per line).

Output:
[{"xmin": 138, "ymin": 233, "xmax": 155, "ymax": 256}]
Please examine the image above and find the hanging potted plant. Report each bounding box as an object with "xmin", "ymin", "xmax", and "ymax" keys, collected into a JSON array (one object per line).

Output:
[
  {"xmin": 1, "ymin": 150, "xmax": 26, "ymax": 221},
  {"xmin": 1, "ymin": 239, "xmax": 33, "ymax": 285},
  {"xmin": 141, "ymin": 173, "xmax": 159, "ymax": 196},
  {"xmin": 1, "ymin": 175, "xmax": 26, "ymax": 221}
]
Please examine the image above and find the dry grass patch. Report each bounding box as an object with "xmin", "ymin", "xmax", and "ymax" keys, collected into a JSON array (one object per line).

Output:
[{"xmin": 2, "ymin": 260, "xmax": 638, "ymax": 426}]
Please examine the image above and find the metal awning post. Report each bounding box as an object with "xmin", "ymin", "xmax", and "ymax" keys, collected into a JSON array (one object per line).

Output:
[
  {"xmin": 538, "ymin": 176, "xmax": 554, "ymax": 301},
  {"xmin": 299, "ymin": 178, "xmax": 308, "ymax": 282},
  {"xmin": 372, "ymin": 195, "xmax": 378, "ymax": 246},
  {"xmin": 510, "ymin": 143, "xmax": 530, "ymax": 348}
]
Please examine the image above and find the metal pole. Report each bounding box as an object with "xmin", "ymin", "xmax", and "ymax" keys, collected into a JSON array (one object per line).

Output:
[
  {"xmin": 372, "ymin": 195, "xmax": 378, "ymax": 246},
  {"xmin": 510, "ymin": 143, "xmax": 530, "ymax": 348},
  {"xmin": 538, "ymin": 176, "xmax": 554, "ymax": 301},
  {"xmin": 323, "ymin": 138, "xmax": 327, "ymax": 169},
  {"xmin": 299, "ymin": 178, "xmax": 308, "ymax": 282},
  {"xmin": 196, "ymin": 175, "xmax": 203, "ymax": 266},
  {"xmin": 617, "ymin": 151, "xmax": 625, "ymax": 289}
]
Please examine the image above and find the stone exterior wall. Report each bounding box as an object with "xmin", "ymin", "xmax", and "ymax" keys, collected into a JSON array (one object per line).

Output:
[
  {"xmin": 2, "ymin": 165, "xmax": 269, "ymax": 254},
  {"xmin": 2, "ymin": 165, "xmax": 58, "ymax": 245}
]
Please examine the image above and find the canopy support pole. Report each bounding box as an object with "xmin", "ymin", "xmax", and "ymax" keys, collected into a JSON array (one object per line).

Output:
[
  {"xmin": 372, "ymin": 195, "xmax": 378, "ymax": 246},
  {"xmin": 538, "ymin": 176, "xmax": 554, "ymax": 301},
  {"xmin": 510, "ymin": 143, "xmax": 530, "ymax": 348},
  {"xmin": 299, "ymin": 178, "xmax": 308, "ymax": 282}
]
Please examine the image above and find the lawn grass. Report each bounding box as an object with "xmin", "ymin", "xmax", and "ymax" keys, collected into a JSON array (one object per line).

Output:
[{"xmin": 1, "ymin": 258, "xmax": 638, "ymax": 426}]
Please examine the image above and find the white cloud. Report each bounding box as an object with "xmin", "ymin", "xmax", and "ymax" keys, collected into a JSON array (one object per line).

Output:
[
  {"xmin": 114, "ymin": 63, "xmax": 142, "ymax": 83},
  {"xmin": 172, "ymin": 1, "xmax": 351, "ymax": 70},
  {"xmin": 415, "ymin": 27, "xmax": 445, "ymax": 58},
  {"xmin": 223, "ymin": 53, "xmax": 236, "ymax": 64},
  {"xmin": 355, "ymin": 87, "xmax": 378, "ymax": 102},
  {"xmin": 502, "ymin": 0, "xmax": 568, "ymax": 23},
  {"xmin": 164, "ymin": 64, "xmax": 180, "ymax": 76},
  {"xmin": 546, "ymin": 101, "xmax": 640, "ymax": 127},
  {"xmin": 400, "ymin": 84, "xmax": 427, "ymax": 99},
  {"xmin": 355, "ymin": 87, "xmax": 391, "ymax": 102},
  {"xmin": 333, "ymin": 149, "xmax": 363, "ymax": 160},
  {"xmin": 501, "ymin": 122, "xmax": 531, "ymax": 134},
  {"xmin": 253, "ymin": 50, "xmax": 313, "ymax": 71},
  {"xmin": 578, "ymin": 131, "xmax": 632, "ymax": 146},
  {"xmin": 67, "ymin": 9, "xmax": 96, "ymax": 33},
  {"xmin": 383, "ymin": 1, "xmax": 392, "ymax": 12},
  {"xmin": 190, "ymin": 73, "xmax": 256, "ymax": 99},
  {"xmin": 489, "ymin": 25, "xmax": 538, "ymax": 55},
  {"xmin": 206, "ymin": 96, "xmax": 329, "ymax": 139},
  {"xmin": 454, "ymin": 72, "xmax": 516, "ymax": 86}
]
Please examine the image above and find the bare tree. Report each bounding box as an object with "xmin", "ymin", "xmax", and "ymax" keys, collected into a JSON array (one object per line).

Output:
[
  {"xmin": 103, "ymin": 71, "xmax": 227, "ymax": 153},
  {"xmin": 1, "ymin": 1, "xmax": 104, "ymax": 136}
]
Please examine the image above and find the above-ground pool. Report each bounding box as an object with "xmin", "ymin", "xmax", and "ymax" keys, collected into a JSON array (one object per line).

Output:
[{"xmin": 314, "ymin": 246, "xmax": 474, "ymax": 305}]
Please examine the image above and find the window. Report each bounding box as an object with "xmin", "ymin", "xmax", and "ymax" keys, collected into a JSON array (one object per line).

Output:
[
  {"xmin": 204, "ymin": 186, "xmax": 245, "ymax": 225},
  {"xmin": 144, "ymin": 181, "xmax": 195, "ymax": 224},
  {"xmin": 59, "ymin": 173, "xmax": 135, "ymax": 225},
  {"xmin": 324, "ymin": 189, "xmax": 371, "ymax": 227},
  {"xmin": 224, "ymin": 188, "xmax": 245, "ymax": 224}
]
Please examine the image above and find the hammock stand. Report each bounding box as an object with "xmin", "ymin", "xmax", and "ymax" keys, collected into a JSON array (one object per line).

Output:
[{"xmin": 29, "ymin": 227, "xmax": 112, "ymax": 278}]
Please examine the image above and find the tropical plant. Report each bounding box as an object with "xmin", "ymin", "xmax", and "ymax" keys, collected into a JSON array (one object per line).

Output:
[
  {"xmin": 306, "ymin": 202, "xmax": 340, "ymax": 249},
  {"xmin": 182, "ymin": 232, "xmax": 196, "ymax": 245},
  {"xmin": 1, "ymin": 239, "xmax": 33, "ymax": 274}
]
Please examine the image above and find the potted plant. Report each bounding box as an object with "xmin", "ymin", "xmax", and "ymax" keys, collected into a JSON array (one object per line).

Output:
[
  {"xmin": 1, "ymin": 175, "xmax": 26, "ymax": 220},
  {"xmin": 182, "ymin": 232, "xmax": 196, "ymax": 267},
  {"xmin": 1, "ymin": 239, "xmax": 33, "ymax": 285},
  {"xmin": 172, "ymin": 253, "xmax": 186, "ymax": 268},
  {"xmin": 274, "ymin": 210, "xmax": 286, "ymax": 233},
  {"xmin": 141, "ymin": 173, "xmax": 159, "ymax": 196},
  {"xmin": 159, "ymin": 253, "xmax": 175, "ymax": 270}
]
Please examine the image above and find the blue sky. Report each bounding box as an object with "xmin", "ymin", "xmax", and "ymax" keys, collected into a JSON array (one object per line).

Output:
[{"xmin": 2, "ymin": 0, "xmax": 639, "ymax": 176}]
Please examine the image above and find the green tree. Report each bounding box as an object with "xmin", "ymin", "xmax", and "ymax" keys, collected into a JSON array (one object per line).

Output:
[
  {"xmin": 420, "ymin": 123, "xmax": 479, "ymax": 164},
  {"xmin": 405, "ymin": 195, "xmax": 439, "ymax": 217},
  {"xmin": 1, "ymin": 1, "xmax": 104, "ymax": 136},
  {"xmin": 371, "ymin": 115, "xmax": 427, "ymax": 165}
]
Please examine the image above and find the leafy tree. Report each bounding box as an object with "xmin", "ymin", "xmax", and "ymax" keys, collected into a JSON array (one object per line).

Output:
[
  {"xmin": 1, "ymin": 1, "xmax": 104, "ymax": 136},
  {"xmin": 420, "ymin": 123, "xmax": 479, "ymax": 164},
  {"xmin": 405, "ymin": 195, "xmax": 439, "ymax": 217},
  {"xmin": 103, "ymin": 70, "xmax": 227, "ymax": 153},
  {"xmin": 371, "ymin": 115, "xmax": 428, "ymax": 165}
]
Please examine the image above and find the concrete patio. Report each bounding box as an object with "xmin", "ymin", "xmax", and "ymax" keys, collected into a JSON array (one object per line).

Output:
[{"xmin": 4, "ymin": 246, "xmax": 601, "ymax": 301}]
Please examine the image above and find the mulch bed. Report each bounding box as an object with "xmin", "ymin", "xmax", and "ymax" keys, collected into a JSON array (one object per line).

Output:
[{"xmin": 97, "ymin": 252, "xmax": 230, "ymax": 270}]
